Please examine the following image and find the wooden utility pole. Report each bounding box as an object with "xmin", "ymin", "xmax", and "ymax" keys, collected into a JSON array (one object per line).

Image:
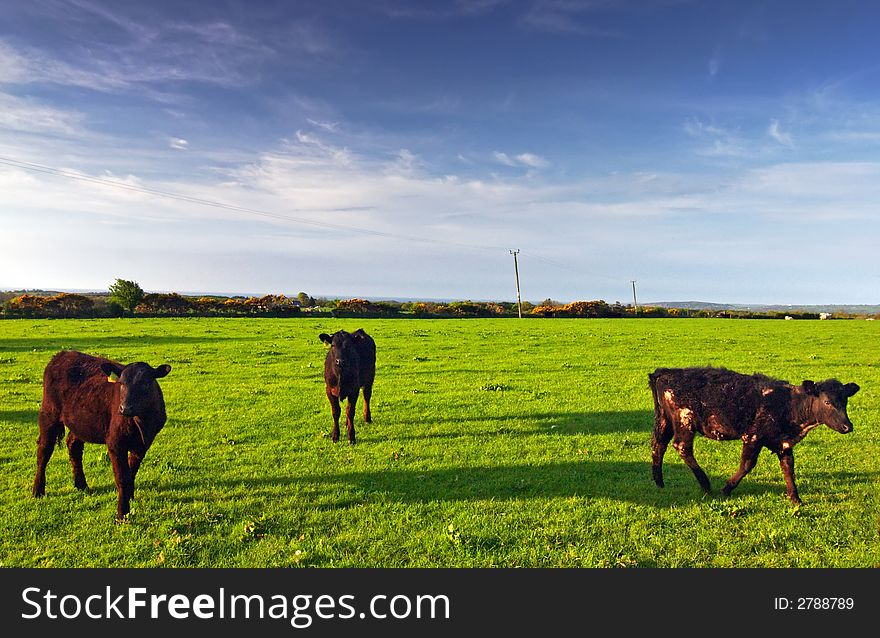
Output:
[
  {"xmin": 631, "ymin": 280, "xmax": 638, "ymax": 315},
  {"xmin": 510, "ymin": 249, "xmax": 522, "ymax": 318}
]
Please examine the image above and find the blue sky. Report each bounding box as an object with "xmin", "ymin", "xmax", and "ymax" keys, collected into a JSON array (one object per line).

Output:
[{"xmin": 1, "ymin": 0, "xmax": 879, "ymax": 304}]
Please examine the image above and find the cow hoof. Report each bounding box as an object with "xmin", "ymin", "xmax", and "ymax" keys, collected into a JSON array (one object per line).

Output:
[{"xmin": 348, "ymin": 439, "xmax": 356, "ymax": 445}]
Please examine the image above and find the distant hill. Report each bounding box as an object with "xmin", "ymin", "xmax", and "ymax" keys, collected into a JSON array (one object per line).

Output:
[{"xmin": 647, "ymin": 301, "xmax": 880, "ymax": 314}]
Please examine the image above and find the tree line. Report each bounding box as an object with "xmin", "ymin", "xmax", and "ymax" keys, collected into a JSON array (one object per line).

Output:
[{"xmin": 1, "ymin": 279, "xmax": 875, "ymax": 320}]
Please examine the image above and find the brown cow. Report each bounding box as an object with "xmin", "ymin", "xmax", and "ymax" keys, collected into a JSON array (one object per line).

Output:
[
  {"xmin": 319, "ymin": 329, "xmax": 376, "ymax": 444},
  {"xmin": 649, "ymin": 367, "xmax": 860, "ymax": 504},
  {"xmin": 32, "ymin": 350, "xmax": 171, "ymax": 519}
]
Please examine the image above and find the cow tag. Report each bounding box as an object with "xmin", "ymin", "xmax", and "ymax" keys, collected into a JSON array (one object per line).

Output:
[{"xmin": 107, "ymin": 372, "xmax": 119, "ymax": 383}]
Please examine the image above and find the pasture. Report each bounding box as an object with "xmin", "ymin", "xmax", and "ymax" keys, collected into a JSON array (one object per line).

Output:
[{"xmin": 0, "ymin": 317, "xmax": 878, "ymax": 567}]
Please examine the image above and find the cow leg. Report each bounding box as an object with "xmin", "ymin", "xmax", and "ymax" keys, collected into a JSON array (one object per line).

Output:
[
  {"xmin": 777, "ymin": 449, "xmax": 802, "ymax": 505},
  {"xmin": 673, "ymin": 433, "xmax": 711, "ymax": 493},
  {"xmin": 32, "ymin": 412, "xmax": 63, "ymax": 497},
  {"xmin": 346, "ymin": 393, "xmax": 358, "ymax": 445},
  {"xmin": 128, "ymin": 451, "xmax": 144, "ymax": 498},
  {"xmin": 327, "ymin": 388, "xmax": 342, "ymax": 443},
  {"xmin": 362, "ymin": 383, "xmax": 373, "ymax": 424},
  {"xmin": 651, "ymin": 414, "xmax": 674, "ymax": 488},
  {"xmin": 66, "ymin": 432, "xmax": 88, "ymax": 491},
  {"xmin": 109, "ymin": 447, "xmax": 133, "ymax": 519},
  {"xmin": 721, "ymin": 442, "xmax": 761, "ymax": 496}
]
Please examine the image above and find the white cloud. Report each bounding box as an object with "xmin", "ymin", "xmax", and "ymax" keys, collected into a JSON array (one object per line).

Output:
[
  {"xmin": 0, "ymin": 92, "xmax": 86, "ymax": 137},
  {"xmin": 494, "ymin": 150, "xmax": 549, "ymax": 168},
  {"xmin": 4, "ymin": 116, "xmax": 879, "ymax": 303},
  {"xmin": 169, "ymin": 138, "xmax": 189, "ymax": 150},
  {"xmin": 290, "ymin": 130, "xmax": 353, "ymax": 166},
  {"xmin": 307, "ymin": 118, "xmax": 340, "ymax": 132},
  {"xmin": 768, "ymin": 119, "xmax": 793, "ymax": 146},
  {"xmin": 683, "ymin": 117, "xmax": 730, "ymax": 139},
  {"xmin": 493, "ymin": 151, "xmax": 517, "ymax": 166},
  {"xmin": 516, "ymin": 152, "xmax": 549, "ymax": 168},
  {"xmin": 708, "ymin": 47, "xmax": 722, "ymax": 77},
  {"xmin": 518, "ymin": 1, "xmax": 620, "ymax": 36}
]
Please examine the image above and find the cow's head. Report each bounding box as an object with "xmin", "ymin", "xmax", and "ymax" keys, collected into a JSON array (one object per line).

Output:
[
  {"xmin": 320, "ymin": 331, "xmax": 359, "ymax": 378},
  {"xmin": 101, "ymin": 361, "xmax": 172, "ymax": 417},
  {"xmin": 802, "ymin": 379, "xmax": 860, "ymax": 433}
]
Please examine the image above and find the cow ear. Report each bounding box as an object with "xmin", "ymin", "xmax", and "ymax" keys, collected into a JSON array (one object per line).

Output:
[
  {"xmin": 802, "ymin": 380, "xmax": 818, "ymax": 396},
  {"xmin": 319, "ymin": 333, "xmax": 333, "ymax": 345},
  {"xmin": 100, "ymin": 362, "xmax": 123, "ymax": 379},
  {"xmin": 153, "ymin": 364, "xmax": 172, "ymax": 379},
  {"xmin": 844, "ymin": 383, "xmax": 860, "ymax": 397}
]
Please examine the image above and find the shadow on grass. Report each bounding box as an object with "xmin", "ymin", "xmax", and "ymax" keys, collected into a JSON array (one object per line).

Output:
[
  {"xmin": 370, "ymin": 410, "xmax": 653, "ymax": 441},
  {"xmin": 140, "ymin": 459, "xmax": 834, "ymax": 508},
  {"xmin": 0, "ymin": 335, "xmax": 263, "ymax": 352},
  {"xmin": 295, "ymin": 461, "xmax": 793, "ymax": 508},
  {"xmin": 0, "ymin": 409, "xmax": 39, "ymax": 425}
]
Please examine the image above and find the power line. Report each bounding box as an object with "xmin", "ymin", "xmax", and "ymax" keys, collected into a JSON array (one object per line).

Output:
[
  {"xmin": 631, "ymin": 280, "xmax": 638, "ymax": 313},
  {"xmin": 510, "ymin": 249, "xmax": 522, "ymax": 318}
]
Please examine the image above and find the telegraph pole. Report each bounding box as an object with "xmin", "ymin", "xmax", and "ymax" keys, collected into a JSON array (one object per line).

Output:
[
  {"xmin": 510, "ymin": 249, "xmax": 522, "ymax": 318},
  {"xmin": 631, "ymin": 280, "xmax": 638, "ymax": 315}
]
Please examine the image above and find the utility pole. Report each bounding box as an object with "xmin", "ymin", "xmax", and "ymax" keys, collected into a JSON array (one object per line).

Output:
[
  {"xmin": 631, "ymin": 280, "xmax": 638, "ymax": 315},
  {"xmin": 510, "ymin": 249, "xmax": 522, "ymax": 318}
]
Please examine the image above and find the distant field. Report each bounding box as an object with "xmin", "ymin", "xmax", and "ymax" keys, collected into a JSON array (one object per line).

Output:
[{"xmin": 1, "ymin": 317, "xmax": 878, "ymax": 567}]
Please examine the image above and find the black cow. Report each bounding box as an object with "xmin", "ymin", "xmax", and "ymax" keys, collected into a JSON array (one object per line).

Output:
[
  {"xmin": 649, "ymin": 367, "xmax": 860, "ymax": 504},
  {"xmin": 33, "ymin": 350, "xmax": 171, "ymax": 519},
  {"xmin": 319, "ymin": 329, "xmax": 376, "ymax": 444}
]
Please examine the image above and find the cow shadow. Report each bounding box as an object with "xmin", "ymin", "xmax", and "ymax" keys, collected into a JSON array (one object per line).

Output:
[
  {"xmin": 295, "ymin": 461, "xmax": 797, "ymax": 508},
  {"xmin": 0, "ymin": 409, "xmax": 39, "ymax": 425},
  {"xmin": 142, "ymin": 459, "xmax": 798, "ymax": 508},
  {"xmin": 370, "ymin": 410, "xmax": 653, "ymax": 443}
]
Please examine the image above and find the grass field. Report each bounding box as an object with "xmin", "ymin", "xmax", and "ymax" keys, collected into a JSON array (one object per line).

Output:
[{"xmin": 1, "ymin": 317, "xmax": 878, "ymax": 568}]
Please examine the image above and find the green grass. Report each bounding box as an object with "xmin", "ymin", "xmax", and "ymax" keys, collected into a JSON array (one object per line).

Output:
[{"xmin": 1, "ymin": 317, "xmax": 878, "ymax": 567}]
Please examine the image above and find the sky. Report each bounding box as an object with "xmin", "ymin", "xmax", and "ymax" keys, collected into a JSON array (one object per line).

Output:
[{"xmin": 1, "ymin": 0, "xmax": 879, "ymax": 304}]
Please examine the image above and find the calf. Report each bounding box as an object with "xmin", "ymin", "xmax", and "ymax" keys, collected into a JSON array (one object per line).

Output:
[
  {"xmin": 319, "ymin": 329, "xmax": 376, "ymax": 444},
  {"xmin": 33, "ymin": 350, "xmax": 171, "ymax": 519},
  {"xmin": 649, "ymin": 367, "xmax": 859, "ymax": 504}
]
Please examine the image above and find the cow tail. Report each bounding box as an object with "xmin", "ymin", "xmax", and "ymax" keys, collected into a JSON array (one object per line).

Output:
[
  {"xmin": 648, "ymin": 372, "xmax": 666, "ymax": 488},
  {"xmin": 649, "ymin": 373, "xmax": 661, "ymax": 436},
  {"xmin": 54, "ymin": 426, "xmax": 65, "ymax": 449}
]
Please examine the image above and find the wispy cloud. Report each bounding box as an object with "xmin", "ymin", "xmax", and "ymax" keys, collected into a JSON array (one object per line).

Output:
[
  {"xmin": 518, "ymin": 0, "xmax": 621, "ymax": 36},
  {"xmin": 307, "ymin": 118, "xmax": 340, "ymax": 133},
  {"xmin": 169, "ymin": 138, "xmax": 189, "ymax": 150},
  {"xmin": 767, "ymin": 119, "xmax": 793, "ymax": 146},
  {"xmin": 493, "ymin": 151, "xmax": 517, "ymax": 166},
  {"xmin": 0, "ymin": 4, "xmax": 341, "ymax": 99},
  {"xmin": 4, "ymin": 122, "xmax": 879, "ymax": 301},
  {"xmin": 376, "ymin": 0, "xmax": 509, "ymax": 19},
  {"xmin": 708, "ymin": 47, "xmax": 722, "ymax": 77},
  {"xmin": 0, "ymin": 92, "xmax": 87, "ymax": 137},
  {"xmin": 516, "ymin": 152, "xmax": 549, "ymax": 168},
  {"xmin": 683, "ymin": 117, "xmax": 749, "ymax": 157},
  {"xmin": 494, "ymin": 150, "xmax": 550, "ymax": 168}
]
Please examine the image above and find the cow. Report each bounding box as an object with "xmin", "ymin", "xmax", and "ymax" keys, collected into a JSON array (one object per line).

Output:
[
  {"xmin": 649, "ymin": 367, "xmax": 860, "ymax": 504},
  {"xmin": 32, "ymin": 350, "xmax": 171, "ymax": 519},
  {"xmin": 319, "ymin": 329, "xmax": 376, "ymax": 444}
]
